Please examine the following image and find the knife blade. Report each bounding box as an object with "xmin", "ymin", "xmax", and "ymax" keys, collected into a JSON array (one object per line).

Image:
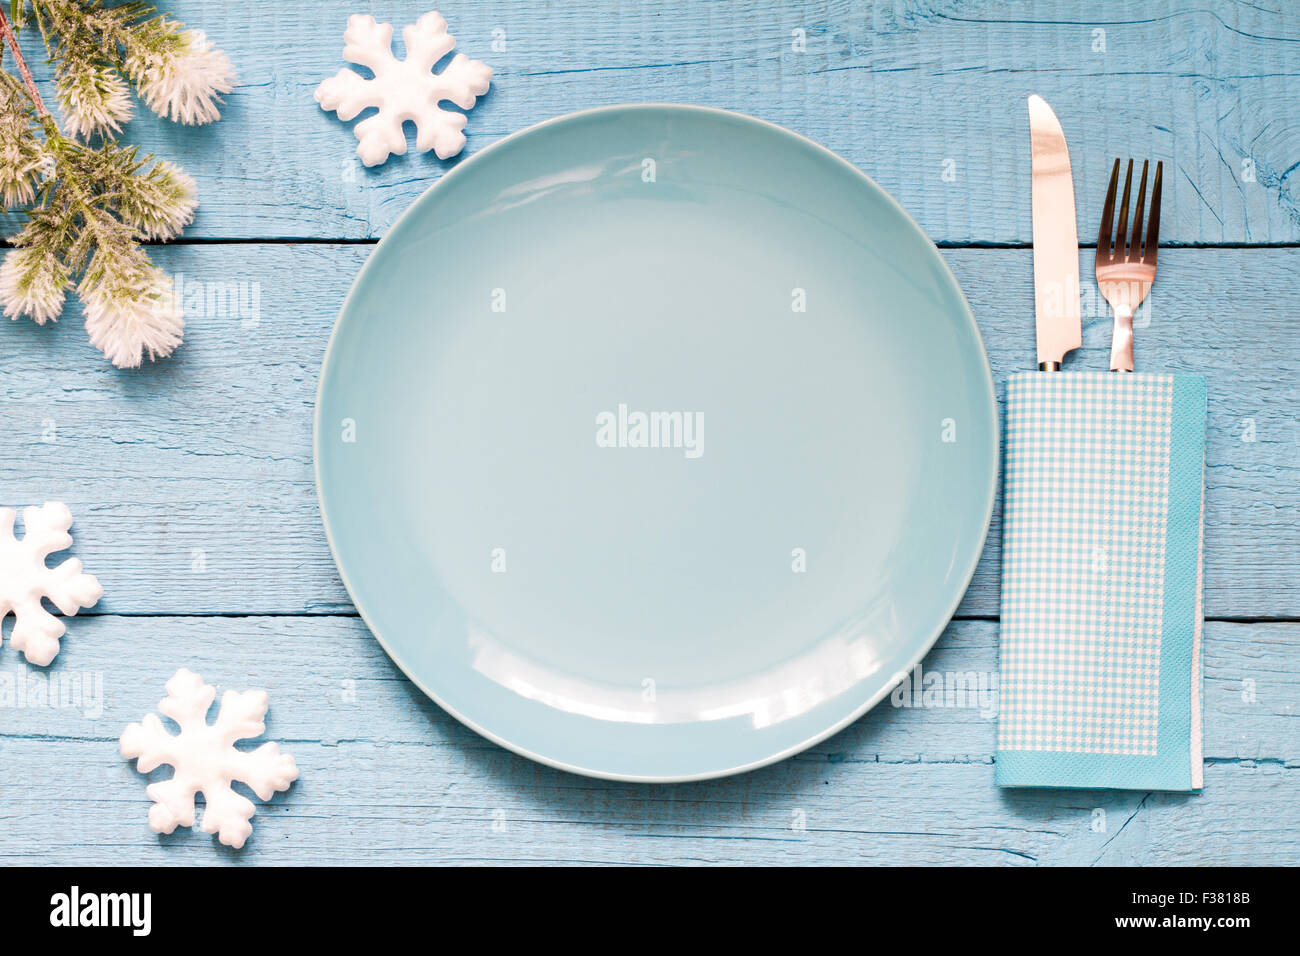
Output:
[{"xmin": 1028, "ymin": 94, "xmax": 1081, "ymax": 371}]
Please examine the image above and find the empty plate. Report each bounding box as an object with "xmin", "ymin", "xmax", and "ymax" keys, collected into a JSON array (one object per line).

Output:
[{"xmin": 315, "ymin": 105, "xmax": 997, "ymax": 781}]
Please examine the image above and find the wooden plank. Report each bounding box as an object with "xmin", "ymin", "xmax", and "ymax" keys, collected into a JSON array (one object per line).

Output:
[
  {"xmin": 0, "ymin": 243, "xmax": 1295, "ymax": 617},
  {"xmin": 0, "ymin": 617, "xmax": 1294, "ymax": 865},
  {"xmin": 2, "ymin": 618, "xmax": 1292, "ymax": 761},
  {"xmin": 6, "ymin": 0, "xmax": 1297, "ymax": 243}
]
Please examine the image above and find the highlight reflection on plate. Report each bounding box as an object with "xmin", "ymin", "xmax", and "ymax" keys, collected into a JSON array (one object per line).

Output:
[{"xmin": 314, "ymin": 105, "xmax": 997, "ymax": 781}]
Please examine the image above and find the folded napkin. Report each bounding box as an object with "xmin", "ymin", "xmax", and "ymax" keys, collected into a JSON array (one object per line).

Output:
[{"xmin": 996, "ymin": 372, "xmax": 1207, "ymax": 791}]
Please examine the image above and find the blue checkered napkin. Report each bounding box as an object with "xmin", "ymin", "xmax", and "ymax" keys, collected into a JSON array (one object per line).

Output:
[{"xmin": 996, "ymin": 372, "xmax": 1207, "ymax": 792}]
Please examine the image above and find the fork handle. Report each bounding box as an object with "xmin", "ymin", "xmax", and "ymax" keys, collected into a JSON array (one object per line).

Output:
[{"xmin": 1109, "ymin": 302, "xmax": 1134, "ymax": 372}]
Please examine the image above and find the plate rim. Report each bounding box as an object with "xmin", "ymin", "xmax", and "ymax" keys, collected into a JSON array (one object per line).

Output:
[{"xmin": 313, "ymin": 102, "xmax": 999, "ymax": 783}]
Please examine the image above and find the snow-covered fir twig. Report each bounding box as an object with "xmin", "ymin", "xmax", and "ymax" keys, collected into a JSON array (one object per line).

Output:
[
  {"xmin": 31, "ymin": 0, "xmax": 235, "ymax": 133},
  {"xmin": 0, "ymin": 1, "xmax": 235, "ymax": 368}
]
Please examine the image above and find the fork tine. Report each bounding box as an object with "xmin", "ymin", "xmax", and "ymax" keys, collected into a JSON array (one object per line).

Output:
[
  {"xmin": 1143, "ymin": 161, "xmax": 1162, "ymax": 266},
  {"xmin": 1097, "ymin": 158, "xmax": 1120, "ymax": 256},
  {"xmin": 1130, "ymin": 159, "xmax": 1149, "ymax": 257},
  {"xmin": 1114, "ymin": 159, "xmax": 1133, "ymax": 256}
]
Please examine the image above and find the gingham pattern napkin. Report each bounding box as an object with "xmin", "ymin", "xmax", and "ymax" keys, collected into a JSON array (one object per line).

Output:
[{"xmin": 996, "ymin": 372, "xmax": 1207, "ymax": 791}]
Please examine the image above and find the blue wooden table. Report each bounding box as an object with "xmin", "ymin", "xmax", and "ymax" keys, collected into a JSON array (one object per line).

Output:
[{"xmin": 2, "ymin": 0, "xmax": 1297, "ymax": 865}]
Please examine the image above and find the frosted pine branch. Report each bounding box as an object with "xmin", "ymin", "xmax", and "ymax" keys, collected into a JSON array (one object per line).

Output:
[
  {"xmin": 31, "ymin": 0, "xmax": 236, "ymax": 131},
  {"xmin": 0, "ymin": 220, "xmax": 70, "ymax": 325},
  {"xmin": 127, "ymin": 28, "xmax": 234, "ymax": 125},
  {"xmin": 0, "ymin": 1, "xmax": 229, "ymax": 368},
  {"xmin": 0, "ymin": 73, "xmax": 44, "ymax": 205},
  {"xmin": 91, "ymin": 144, "xmax": 198, "ymax": 240},
  {"xmin": 81, "ymin": 256, "xmax": 183, "ymax": 369},
  {"xmin": 57, "ymin": 61, "xmax": 133, "ymax": 138}
]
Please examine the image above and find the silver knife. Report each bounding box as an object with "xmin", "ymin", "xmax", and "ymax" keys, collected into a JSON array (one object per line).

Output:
[{"xmin": 1028, "ymin": 94, "xmax": 1081, "ymax": 371}]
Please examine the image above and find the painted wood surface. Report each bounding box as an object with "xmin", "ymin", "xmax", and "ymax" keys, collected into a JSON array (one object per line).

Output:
[{"xmin": 0, "ymin": 0, "xmax": 1297, "ymax": 865}]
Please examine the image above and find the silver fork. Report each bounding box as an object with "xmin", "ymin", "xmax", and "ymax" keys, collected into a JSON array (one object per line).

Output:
[{"xmin": 1096, "ymin": 158, "xmax": 1162, "ymax": 372}]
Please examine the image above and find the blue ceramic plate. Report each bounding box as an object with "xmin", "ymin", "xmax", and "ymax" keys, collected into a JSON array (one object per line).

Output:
[{"xmin": 315, "ymin": 105, "xmax": 997, "ymax": 781}]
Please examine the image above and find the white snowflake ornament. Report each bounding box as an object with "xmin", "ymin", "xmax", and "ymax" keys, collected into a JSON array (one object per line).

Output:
[
  {"xmin": 315, "ymin": 11, "xmax": 492, "ymax": 167},
  {"xmin": 121, "ymin": 668, "xmax": 299, "ymax": 849},
  {"xmin": 0, "ymin": 502, "xmax": 102, "ymax": 666}
]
